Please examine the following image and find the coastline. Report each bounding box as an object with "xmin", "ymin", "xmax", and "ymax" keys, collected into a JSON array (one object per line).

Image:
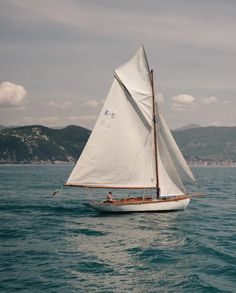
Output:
[{"xmin": 0, "ymin": 161, "xmax": 235, "ymax": 167}]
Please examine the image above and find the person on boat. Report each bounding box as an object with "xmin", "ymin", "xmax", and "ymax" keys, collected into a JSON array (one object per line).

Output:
[{"xmin": 107, "ymin": 192, "xmax": 113, "ymax": 202}]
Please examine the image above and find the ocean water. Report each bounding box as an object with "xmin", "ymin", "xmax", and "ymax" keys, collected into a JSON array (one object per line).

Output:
[{"xmin": 0, "ymin": 164, "xmax": 235, "ymax": 293}]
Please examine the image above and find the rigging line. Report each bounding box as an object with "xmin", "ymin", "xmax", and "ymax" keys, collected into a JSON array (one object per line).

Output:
[{"xmin": 142, "ymin": 45, "xmax": 151, "ymax": 75}]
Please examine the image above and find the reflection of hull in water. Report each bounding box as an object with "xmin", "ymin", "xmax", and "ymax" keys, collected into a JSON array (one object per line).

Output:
[{"xmin": 86, "ymin": 196, "xmax": 190, "ymax": 213}]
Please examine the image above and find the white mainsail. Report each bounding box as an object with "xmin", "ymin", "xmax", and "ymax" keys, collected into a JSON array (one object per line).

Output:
[
  {"xmin": 66, "ymin": 47, "xmax": 155, "ymax": 188},
  {"xmin": 65, "ymin": 46, "xmax": 193, "ymax": 196}
]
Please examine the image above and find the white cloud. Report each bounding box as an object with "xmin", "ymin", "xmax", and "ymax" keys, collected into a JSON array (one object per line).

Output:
[
  {"xmin": 0, "ymin": 82, "xmax": 27, "ymax": 107},
  {"xmin": 171, "ymin": 94, "xmax": 197, "ymax": 111},
  {"xmin": 202, "ymin": 96, "xmax": 218, "ymax": 105},
  {"xmin": 171, "ymin": 94, "xmax": 222, "ymax": 111},
  {"xmin": 172, "ymin": 94, "xmax": 195, "ymax": 105},
  {"xmin": 1, "ymin": 1, "xmax": 236, "ymax": 128},
  {"xmin": 83, "ymin": 99, "xmax": 104, "ymax": 108}
]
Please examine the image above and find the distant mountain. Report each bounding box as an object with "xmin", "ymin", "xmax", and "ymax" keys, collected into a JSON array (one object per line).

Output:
[
  {"xmin": 0, "ymin": 125, "xmax": 91, "ymax": 164},
  {"xmin": 0, "ymin": 125, "xmax": 236, "ymax": 164},
  {"xmin": 173, "ymin": 126, "xmax": 236, "ymax": 163}
]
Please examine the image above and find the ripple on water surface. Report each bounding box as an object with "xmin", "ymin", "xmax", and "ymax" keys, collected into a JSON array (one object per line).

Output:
[{"xmin": 0, "ymin": 165, "xmax": 236, "ymax": 292}]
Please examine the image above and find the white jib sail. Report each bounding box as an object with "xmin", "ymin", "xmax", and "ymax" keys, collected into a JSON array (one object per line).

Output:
[
  {"xmin": 157, "ymin": 130, "xmax": 187, "ymax": 197},
  {"xmin": 66, "ymin": 47, "xmax": 155, "ymax": 188},
  {"xmin": 157, "ymin": 113, "xmax": 196, "ymax": 184}
]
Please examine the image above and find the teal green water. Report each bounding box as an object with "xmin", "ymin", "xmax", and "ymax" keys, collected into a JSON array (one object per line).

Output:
[{"xmin": 0, "ymin": 165, "xmax": 235, "ymax": 292}]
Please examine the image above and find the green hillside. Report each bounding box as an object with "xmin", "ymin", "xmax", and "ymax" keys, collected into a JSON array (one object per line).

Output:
[
  {"xmin": 173, "ymin": 126, "xmax": 236, "ymax": 163},
  {"xmin": 0, "ymin": 125, "xmax": 91, "ymax": 163},
  {"xmin": 0, "ymin": 125, "xmax": 236, "ymax": 164}
]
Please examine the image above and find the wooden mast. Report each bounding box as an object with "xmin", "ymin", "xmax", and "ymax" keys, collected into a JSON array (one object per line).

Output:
[{"xmin": 150, "ymin": 69, "xmax": 160, "ymax": 198}]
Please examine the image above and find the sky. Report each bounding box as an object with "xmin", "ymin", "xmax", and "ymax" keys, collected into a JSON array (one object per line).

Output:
[{"xmin": 0, "ymin": 0, "xmax": 235, "ymax": 130}]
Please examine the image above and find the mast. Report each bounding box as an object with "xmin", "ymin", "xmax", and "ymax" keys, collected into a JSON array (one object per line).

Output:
[{"xmin": 150, "ymin": 69, "xmax": 160, "ymax": 198}]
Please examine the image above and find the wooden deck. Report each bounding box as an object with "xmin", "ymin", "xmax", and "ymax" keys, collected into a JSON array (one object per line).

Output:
[{"xmin": 103, "ymin": 195, "xmax": 189, "ymax": 205}]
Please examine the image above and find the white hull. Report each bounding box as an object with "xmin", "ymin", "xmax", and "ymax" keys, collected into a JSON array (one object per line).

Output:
[{"xmin": 86, "ymin": 197, "xmax": 190, "ymax": 213}]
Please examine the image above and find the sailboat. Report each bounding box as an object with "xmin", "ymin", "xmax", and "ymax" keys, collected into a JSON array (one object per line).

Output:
[{"xmin": 64, "ymin": 46, "xmax": 198, "ymax": 213}]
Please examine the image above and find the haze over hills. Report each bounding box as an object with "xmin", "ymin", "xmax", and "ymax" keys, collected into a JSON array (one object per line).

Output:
[
  {"xmin": 0, "ymin": 125, "xmax": 236, "ymax": 165},
  {"xmin": 173, "ymin": 126, "xmax": 236, "ymax": 164},
  {"xmin": 175, "ymin": 124, "xmax": 201, "ymax": 131}
]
